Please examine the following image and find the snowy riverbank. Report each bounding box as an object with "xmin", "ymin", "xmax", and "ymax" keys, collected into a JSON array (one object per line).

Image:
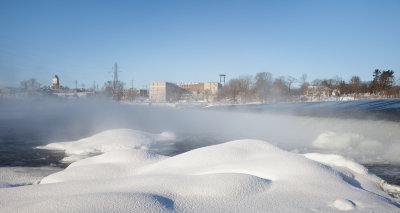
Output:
[{"xmin": 1, "ymin": 129, "xmax": 399, "ymax": 212}]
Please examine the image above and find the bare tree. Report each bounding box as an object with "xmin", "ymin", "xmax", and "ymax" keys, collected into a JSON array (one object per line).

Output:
[
  {"xmin": 299, "ymin": 74, "xmax": 307, "ymax": 86},
  {"xmin": 272, "ymin": 77, "xmax": 289, "ymax": 101},
  {"xmin": 286, "ymin": 76, "xmax": 297, "ymax": 96},
  {"xmin": 254, "ymin": 72, "xmax": 273, "ymax": 103},
  {"xmin": 20, "ymin": 78, "xmax": 41, "ymax": 91},
  {"xmin": 227, "ymin": 79, "xmax": 242, "ymax": 103},
  {"xmin": 349, "ymin": 76, "xmax": 361, "ymax": 100},
  {"xmin": 103, "ymin": 81, "xmax": 114, "ymax": 97},
  {"xmin": 20, "ymin": 81, "xmax": 28, "ymax": 91},
  {"xmin": 204, "ymin": 89, "xmax": 212, "ymax": 102},
  {"xmin": 218, "ymin": 85, "xmax": 231, "ymax": 102},
  {"xmin": 298, "ymin": 74, "xmax": 308, "ymax": 96},
  {"xmin": 238, "ymin": 75, "xmax": 253, "ymax": 103}
]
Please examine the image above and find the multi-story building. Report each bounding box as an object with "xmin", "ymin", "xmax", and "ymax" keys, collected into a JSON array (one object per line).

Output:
[
  {"xmin": 177, "ymin": 82, "xmax": 221, "ymax": 101},
  {"xmin": 149, "ymin": 81, "xmax": 221, "ymax": 102},
  {"xmin": 149, "ymin": 81, "xmax": 185, "ymax": 102}
]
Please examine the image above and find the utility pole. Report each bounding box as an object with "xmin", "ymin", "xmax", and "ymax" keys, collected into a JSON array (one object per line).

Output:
[
  {"xmin": 131, "ymin": 79, "xmax": 134, "ymax": 89},
  {"xmin": 75, "ymin": 80, "xmax": 78, "ymax": 90},
  {"xmin": 112, "ymin": 62, "xmax": 122, "ymax": 100}
]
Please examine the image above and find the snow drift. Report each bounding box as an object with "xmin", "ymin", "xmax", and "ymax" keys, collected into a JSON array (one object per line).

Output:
[
  {"xmin": 37, "ymin": 129, "xmax": 175, "ymax": 162},
  {"xmin": 1, "ymin": 129, "xmax": 399, "ymax": 212}
]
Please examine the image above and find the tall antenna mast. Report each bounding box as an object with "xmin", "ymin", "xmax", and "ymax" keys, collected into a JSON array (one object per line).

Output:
[
  {"xmin": 113, "ymin": 63, "xmax": 119, "ymax": 91},
  {"xmin": 111, "ymin": 62, "xmax": 123, "ymax": 100}
]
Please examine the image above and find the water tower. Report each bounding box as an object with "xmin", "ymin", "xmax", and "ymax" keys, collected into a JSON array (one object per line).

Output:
[{"xmin": 219, "ymin": 74, "xmax": 226, "ymax": 86}]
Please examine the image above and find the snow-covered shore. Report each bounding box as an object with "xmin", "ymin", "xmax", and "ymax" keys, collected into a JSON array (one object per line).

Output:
[{"xmin": 0, "ymin": 129, "xmax": 399, "ymax": 212}]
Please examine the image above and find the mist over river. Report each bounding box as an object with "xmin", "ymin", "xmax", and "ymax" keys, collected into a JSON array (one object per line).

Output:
[{"xmin": 1, "ymin": 98, "xmax": 400, "ymax": 185}]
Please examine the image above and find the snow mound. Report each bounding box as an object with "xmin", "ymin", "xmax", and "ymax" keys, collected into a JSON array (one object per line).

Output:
[
  {"xmin": 1, "ymin": 138, "xmax": 398, "ymax": 212},
  {"xmin": 331, "ymin": 199, "xmax": 356, "ymax": 211},
  {"xmin": 37, "ymin": 129, "xmax": 175, "ymax": 162}
]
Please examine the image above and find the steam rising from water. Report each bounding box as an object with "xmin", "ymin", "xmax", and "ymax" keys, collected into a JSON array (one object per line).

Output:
[{"xmin": 1, "ymin": 98, "xmax": 400, "ymax": 164}]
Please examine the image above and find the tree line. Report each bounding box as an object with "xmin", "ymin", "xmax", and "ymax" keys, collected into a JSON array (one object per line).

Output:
[
  {"xmin": 218, "ymin": 69, "xmax": 399, "ymax": 103},
  {"xmin": 14, "ymin": 69, "xmax": 399, "ymax": 103}
]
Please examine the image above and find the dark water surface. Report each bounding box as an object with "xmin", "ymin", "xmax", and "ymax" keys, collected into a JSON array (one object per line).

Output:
[
  {"xmin": 0, "ymin": 142, "xmax": 67, "ymax": 168},
  {"xmin": 364, "ymin": 164, "xmax": 400, "ymax": 186},
  {"xmin": 209, "ymin": 99, "xmax": 400, "ymax": 122}
]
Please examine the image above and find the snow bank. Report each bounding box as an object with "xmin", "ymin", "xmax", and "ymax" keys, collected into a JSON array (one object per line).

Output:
[
  {"xmin": 1, "ymin": 137, "xmax": 399, "ymax": 212},
  {"xmin": 37, "ymin": 129, "xmax": 175, "ymax": 162}
]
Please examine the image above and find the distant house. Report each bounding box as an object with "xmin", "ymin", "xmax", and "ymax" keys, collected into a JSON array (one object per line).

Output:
[{"xmin": 306, "ymin": 85, "xmax": 331, "ymax": 100}]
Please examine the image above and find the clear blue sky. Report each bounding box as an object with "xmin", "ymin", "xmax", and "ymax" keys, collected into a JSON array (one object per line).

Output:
[{"xmin": 1, "ymin": 0, "xmax": 399, "ymax": 89}]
